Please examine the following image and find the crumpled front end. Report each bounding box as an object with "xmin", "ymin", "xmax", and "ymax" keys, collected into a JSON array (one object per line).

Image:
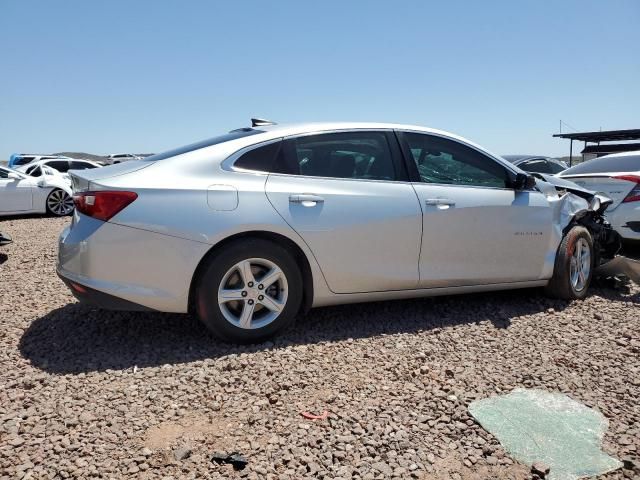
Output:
[{"xmin": 535, "ymin": 174, "xmax": 637, "ymax": 284}]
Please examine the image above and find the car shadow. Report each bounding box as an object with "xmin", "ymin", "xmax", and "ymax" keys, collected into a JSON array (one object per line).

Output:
[
  {"xmin": 19, "ymin": 286, "xmax": 637, "ymax": 375},
  {"xmin": 0, "ymin": 253, "xmax": 7, "ymax": 265}
]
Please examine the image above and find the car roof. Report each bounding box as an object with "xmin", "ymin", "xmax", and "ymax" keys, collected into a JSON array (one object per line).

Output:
[
  {"xmin": 141, "ymin": 121, "xmax": 517, "ymax": 174},
  {"xmin": 246, "ymin": 122, "xmax": 503, "ymax": 157}
]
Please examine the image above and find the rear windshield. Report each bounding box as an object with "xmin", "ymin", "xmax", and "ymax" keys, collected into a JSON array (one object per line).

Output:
[
  {"xmin": 143, "ymin": 129, "xmax": 263, "ymax": 162},
  {"xmin": 562, "ymin": 154, "xmax": 640, "ymax": 175}
]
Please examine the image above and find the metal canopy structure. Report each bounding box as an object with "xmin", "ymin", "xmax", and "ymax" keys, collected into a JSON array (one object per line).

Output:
[
  {"xmin": 553, "ymin": 128, "xmax": 640, "ymax": 166},
  {"xmin": 582, "ymin": 143, "xmax": 640, "ymax": 155},
  {"xmin": 553, "ymin": 129, "xmax": 640, "ymax": 143}
]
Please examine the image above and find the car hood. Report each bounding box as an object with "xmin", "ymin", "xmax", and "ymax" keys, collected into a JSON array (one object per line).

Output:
[
  {"xmin": 534, "ymin": 173, "xmax": 597, "ymax": 199},
  {"xmin": 37, "ymin": 174, "xmax": 73, "ymax": 195}
]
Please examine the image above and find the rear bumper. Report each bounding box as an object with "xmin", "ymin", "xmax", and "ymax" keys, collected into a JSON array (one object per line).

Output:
[
  {"xmin": 596, "ymin": 255, "xmax": 640, "ymax": 284},
  {"xmin": 57, "ymin": 270, "xmax": 155, "ymax": 311},
  {"xmin": 57, "ymin": 214, "xmax": 211, "ymax": 312}
]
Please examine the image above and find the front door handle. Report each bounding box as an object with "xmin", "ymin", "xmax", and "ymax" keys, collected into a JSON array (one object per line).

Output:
[
  {"xmin": 289, "ymin": 194, "xmax": 325, "ymax": 205},
  {"xmin": 425, "ymin": 198, "xmax": 455, "ymax": 206}
]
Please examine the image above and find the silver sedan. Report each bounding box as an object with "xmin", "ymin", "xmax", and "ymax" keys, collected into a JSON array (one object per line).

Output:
[{"xmin": 57, "ymin": 121, "xmax": 630, "ymax": 343}]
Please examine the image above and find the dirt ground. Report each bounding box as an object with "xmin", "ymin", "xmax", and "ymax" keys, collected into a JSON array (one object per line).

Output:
[{"xmin": 1, "ymin": 216, "xmax": 638, "ymax": 479}]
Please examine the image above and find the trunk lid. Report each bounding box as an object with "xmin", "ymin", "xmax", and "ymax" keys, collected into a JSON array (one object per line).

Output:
[
  {"xmin": 558, "ymin": 174, "xmax": 638, "ymax": 210},
  {"xmin": 68, "ymin": 160, "xmax": 152, "ymax": 192}
]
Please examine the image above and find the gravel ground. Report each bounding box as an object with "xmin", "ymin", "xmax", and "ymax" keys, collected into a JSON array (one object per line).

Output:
[{"xmin": 1, "ymin": 216, "xmax": 639, "ymax": 479}]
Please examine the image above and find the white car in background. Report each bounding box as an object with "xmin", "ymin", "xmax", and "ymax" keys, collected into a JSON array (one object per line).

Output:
[
  {"xmin": 0, "ymin": 165, "xmax": 75, "ymax": 216},
  {"xmin": 559, "ymin": 151, "xmax": 640, "ymax": 242},
  {"xmin": 16, "ymin": 158, "xmax": 102, "ymax": 183},
  {"xmin": 105, "ymin": 153, "xmax": 141, "ymax": 164}
]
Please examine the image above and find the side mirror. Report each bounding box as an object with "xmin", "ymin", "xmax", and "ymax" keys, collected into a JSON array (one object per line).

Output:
[
  {"xmin": 514, "ymin": 172, "xmax": 536, "ymax": 190},
  {"xmin": 7, "ymin": 172, "xmax": 20, "ymax": 181}
]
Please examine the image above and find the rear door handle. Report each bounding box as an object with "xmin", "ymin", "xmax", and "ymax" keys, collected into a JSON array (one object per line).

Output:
[
  {"xmin": 289, "ymin": 194, "xmax": 325, "ymax": 205},
  {"xmin": 425, "ymin": 198, "xmax": 455, "ymax": 206}
]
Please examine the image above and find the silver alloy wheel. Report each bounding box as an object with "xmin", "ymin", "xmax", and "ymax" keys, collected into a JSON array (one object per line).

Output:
[
  {"xmin": 569, "ymin": 238, "xmax": 591, "ymax": 292},
  {"xmin": 218, "ymin": 258, "xmax": 288, "ymax": 329},
  {"xmin": 47, "ymin": 189, "xmax": 74, "ymax": 216}
]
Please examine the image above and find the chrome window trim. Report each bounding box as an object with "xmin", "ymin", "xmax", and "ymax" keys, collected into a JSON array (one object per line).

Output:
[
  {"xmin": 410, "ymin": 181, "xmax": 527, "ymax": 193},
  {"xmin": 267, "ymin": 172, "xmax": 412, "ymax": 185}
]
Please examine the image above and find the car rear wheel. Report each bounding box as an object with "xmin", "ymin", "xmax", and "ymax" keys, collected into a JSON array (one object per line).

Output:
[
  {"xmin": 46, "ymin": 189, "xmax": 74, "ymax": 216},
  {"xmin": 545, "ymin": 226, "xmax": 594, "ymax": 300},
  {"xmin": 195, "ymin": 239, "xmax": 303, "ymax": 343}
]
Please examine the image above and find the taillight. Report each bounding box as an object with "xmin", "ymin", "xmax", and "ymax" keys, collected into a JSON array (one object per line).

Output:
[
  {"xmin": 73, "ymin": 191, "xmax": 138, "ymax": 221},
  {"xmin": 614, "ymin": 175, "xmax": 640, "ymax": 203}
]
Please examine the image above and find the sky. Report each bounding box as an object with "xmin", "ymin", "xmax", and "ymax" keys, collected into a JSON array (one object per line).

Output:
[{"xmin": 1, "ymin": 0, "xmax": 639, "ymax": 159}]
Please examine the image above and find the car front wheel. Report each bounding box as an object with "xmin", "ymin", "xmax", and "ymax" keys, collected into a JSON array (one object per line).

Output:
[
  {"xmin": 545, "ymin": 225, "xmax": 594, "ymax": 300},
  {"xmin": 195, "ymin": 239, "xmax": 303, "ymax": 343}
]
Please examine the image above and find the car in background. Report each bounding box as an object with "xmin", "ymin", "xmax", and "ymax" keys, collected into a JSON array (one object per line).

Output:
[
  {"xmin": 0, "ymin": 165, "xmax": 74, "ymax": 216},
  {"xmin": 559, "ymin": 151, "xmax": 640, "ymax": 242},
  {"xmin": 58, "ymin": 121, "xmax": 633, "ymax": 343},
  {"xmin": 105, "ymin": 153, "xmax": 141, "ymax": 164},
  {"xmin": 8, "ymin": 154, "xmax": 70, "ymax": 169},
  {"xmin": 502, "ymin": 155, "xmax": 568, "ymax": 175},
  {"xmin": 16, "ymin": 158, "xmax": 102, "ymax": 181}
]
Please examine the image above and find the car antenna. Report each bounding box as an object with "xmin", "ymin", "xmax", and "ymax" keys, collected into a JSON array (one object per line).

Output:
[{"xmin": 251, "ymin": 117, "xmax": 277, "ymax": 127}]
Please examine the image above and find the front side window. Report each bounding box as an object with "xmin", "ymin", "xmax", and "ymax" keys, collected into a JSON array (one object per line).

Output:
[
  {"xmin": 277, "ymin": 131, "xmax": 396, "ymax": 181},
  {"xmin": 403, "ymin": 132, "xmax": 509, "ymax": 188},
  {"xmin": 26, "ymin": 166, "xmax": 41, "ymax": 177}
]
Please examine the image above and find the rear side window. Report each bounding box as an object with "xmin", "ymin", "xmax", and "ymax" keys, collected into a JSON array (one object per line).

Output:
[
  {"xmin": 519, "ymin": 159, "xmax": 553, "ymax": 174},
  {"xmin": 546, "ymin": 161, "xmax": 566, "ymax": 174},
  {"xmin": 70, "ymin": 161, "xmax": 97, "ymax": 170},
  {"xmin": 403, "ymin": 132, "xmax": 509, "ymax": 188},
  {"xmin": 46, "ymin": 160, "xmax": 70, "ymax": 172},
  {"xmin": 562, "ymin": 154, "xmax": 640, "ymax": 175},
  {"xmin": 234, "ymin": 141, "xmax": 281, "ymax": 172},
  {"xmin": 26, "ymin": 166, "xmax": 41, "ymax": 177},
  {"xmin": 276, "ymin": 131, "xmax": 397, "ymax": 181}
]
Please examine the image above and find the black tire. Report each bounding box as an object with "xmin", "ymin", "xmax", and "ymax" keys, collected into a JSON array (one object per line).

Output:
[
  {"xmin": 46, "ymin": 189, "xmax": 74, "ymax": 216},
  {"xmin": 195, "ymin": 238, "xmax": 303, "ymax": 343},
  {"xmin": 545, "ymin": 225, "xmax": 594, "ymax": 300}
]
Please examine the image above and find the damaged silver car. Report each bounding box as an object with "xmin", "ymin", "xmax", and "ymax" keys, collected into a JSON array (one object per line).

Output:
[{"xmin": 58, "ymin": 122, "xmax": 639, "ymax": 343}]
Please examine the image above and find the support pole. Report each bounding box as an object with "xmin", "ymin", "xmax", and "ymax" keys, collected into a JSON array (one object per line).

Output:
[{"xmin": 569, "ymin": 139, "xmax": 573, "ymax": 167}]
